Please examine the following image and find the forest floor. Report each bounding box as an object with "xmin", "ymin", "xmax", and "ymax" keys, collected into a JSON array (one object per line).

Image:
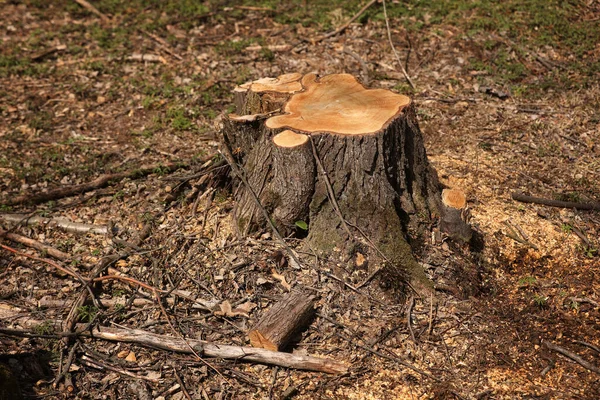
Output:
[{"xmin": 1, "ymin": 1, "xmax": 599, "ymax": 399}]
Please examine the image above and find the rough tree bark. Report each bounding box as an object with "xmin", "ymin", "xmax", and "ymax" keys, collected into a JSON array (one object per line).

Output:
[{"xmin": 221, "ymin": 73, "xmax": 445, "ymax": 293}]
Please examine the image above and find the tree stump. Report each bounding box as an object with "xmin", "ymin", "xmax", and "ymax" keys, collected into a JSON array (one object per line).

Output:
[{"xmin": 221, "ymin": 73, "xmax": 444, "ymax": 292}]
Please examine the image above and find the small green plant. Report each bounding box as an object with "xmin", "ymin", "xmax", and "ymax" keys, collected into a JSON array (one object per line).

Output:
[
  {"xmin": 478, "ymin": 141, "xmax": 492, "ymax": 151},
  {"xmin": 580, "ymin": 245, "xmax": 598, "ymax": 258},
  {"xmin": 517, "ymin": 276, "xmax": 536, "ymax": 287},
  {"xmin": 214, "ymin": 189, "xmax": 228, "ymax": 204},
  {"xmin": 569, "ymin": 300, "xmax": 579, "ymax": 311},
  {"xmin": 533, "ymin": 294, "xmax": 548, "ymax": 308},
  {"xmin": 295, "ymin": 220, "xmax": 308, "ymax": 231},
  {"xmin": 91, "ymin": 248, "xmax": 101, "ymax": 256},
  {"xmin": 77, "ymin": 305, "xmax": 98, "ymax": 323},
  {"xmin": 141, "ymin": 212, "xmax": 154, "ymax": 223},
  {"xmin": 561, "ymin": 224, "xmax": 573, "ymax": 234},
  {"xmin": 34, "ymin": 321, "xmax": 54, "ymax": 335},
  {"xmin": 153, "ymin": 165, "xmax": 169, "ymax": 175},
  {"xmin": 167, "ymin": 107, "xmax": 193, "ymax": 131}
]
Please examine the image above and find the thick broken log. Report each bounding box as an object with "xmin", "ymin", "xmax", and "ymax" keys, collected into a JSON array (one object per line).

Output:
[
  {"xmin": 248, "ymin": 290, "xmax": 315, "ymax": 351},
  {"xmin": 0, "ymin": 314, "xmax": 347, "ymax": 374},
  {"xmin": 222, "ymin": 73, "xmax": 445, "ymax": 292}
]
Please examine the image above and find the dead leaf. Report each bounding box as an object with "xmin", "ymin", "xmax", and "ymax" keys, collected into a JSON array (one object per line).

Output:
[
  {"xmin": 214, "ymin": 300, "xmax": 253, "ymax": 318},
  {"xmin": 125, "ymin": 352, "xmax": 137, "ymax": 362},
  {"xmin": 256, "ymin": 277, "xmax": 269, "ymax": 285},
  {"xmin": 271, "ymin": 270, "xmax": 291, "ymax": 291}
]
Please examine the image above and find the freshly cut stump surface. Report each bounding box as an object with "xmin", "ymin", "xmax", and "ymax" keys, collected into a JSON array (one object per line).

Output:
[{"xmin": 222, "ymin": 73, "xmax": 443, "ymax": 292}]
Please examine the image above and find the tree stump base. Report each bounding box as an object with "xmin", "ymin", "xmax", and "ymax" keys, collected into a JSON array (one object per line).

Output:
[{"xmin": 222, "ymin": 73, "xmax": 447, "ymax": 292}]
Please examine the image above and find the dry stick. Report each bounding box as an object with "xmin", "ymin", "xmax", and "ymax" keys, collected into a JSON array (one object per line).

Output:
[
  {"xmin": 313, "ymin": 0, "xmax": 378, "ymax": 42},
  {"xmin": 543, "ymin": 340, "xmax": 600, "ymax": 375},
  {"xmin": 172, "ymin": 367, "xmax": 192, "ymax": 400},
  {"xmin": 219, "ymin": 147, "xmax": 304, "ymax": 269},
  {"xmin": 0, "ymin": 214, "xmax": 110, "ymax": 235},
  {"xmin": 79, "ymin": 354, "xmax": 160, "ymax": 383},
  {"xmin": 343, "ymin": 46, "xmax": 370, "ymax": 86},
  {"xmin": 140, "ymin": 29, "xmax": 183, "ymax": 60},
  {"xmin": 511, "ymin": 192, "xmax": 600, "ymax": 211},
  {"xmin": 107, "ymin": 266, "xmax": 219, "ymax": 311},
  {"xmin": 74, "ymin": 0, "xmax": 110, "ymax": 22},
  {"xmin": 153, "ymin": 288, "xmax": 223, "ymax": 379},
  {"xmin": 54, "ymin": 343, "xmax": 78, "ymax": 389},
  {"xmin": 0, "ymin": 243, "xmax": 88, "ymax": 285},
  {"xmin": 3, "ymin": 161, "xmax": 190, "ymax": 207},
  {"xmin": 335, "ymin": 330, "xmax": 438, "ymax": 380},
  {"xmin": 0, "ymin": 228, "xmax": 71, "ymax": 261},
  {"xmin": 575, "ymin": 341, "xmax": 600, "ymax": 355},
  {"xmin": 569, "ymin": 297, "xmax": 599, "ymax": 307},
  {"xmin": 382, "ymin": 0, "xmax": 415, "ymax": 89},
  {"xmin": 406, "ymin": 296, "xmax": 417, "ymax": 343},
  {"xmin": 502, "ymin": 221, "xmax": 539, "ymax": 250},
  {"xmin": 2, "ymin": 320, "xmax": 347, "ymax": 374}
]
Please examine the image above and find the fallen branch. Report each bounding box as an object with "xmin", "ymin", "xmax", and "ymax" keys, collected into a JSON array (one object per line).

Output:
[
  {"xmin": 575, "ymin": 341, "xmax": 600, "ymax": 355},
  {"xmin": 1, "ymin": 317, "xmax": 347, "ymax": 374},
  {"xmin": 0, "ymin": 228, "xmax": 71, "ymax": 261},
  {"xmin": 544, "ymin": 340, "xmax": 600, "ymax": 375},
  {"xmin": 0, "ymin": 214, "xmax": 111, "ymax": 235},
  {"xmin": 2, "ymin": 161, "xmax": 192, "ymax": 207},
  {"xmin": 511, "ymin": 192, "xmax": 600, "ymax": 211},
  {"xmin": 0, "ymin": 243, "xmax": 84, "ymax": 281}
]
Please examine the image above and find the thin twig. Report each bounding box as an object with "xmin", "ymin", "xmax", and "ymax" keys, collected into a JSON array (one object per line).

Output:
[
  {"xmin": 219, "ymin": 146, "xmax": 304, "ymax": 269},
  {"xmin": 343, "ymin": 46, "xmax": 370, "ymax": 86},
  {"xmin": 544, "ymin": 340, "xmax": 600, "ymax": 374},
  {"xmin": 1, "ymin": 228, "xmax": 71, "ymax": 261},
  {"xmin": 313, "ymin": 0, "xmax": 378, "ymax": 42},
  {"xmin": 308, "ymin": 136, "xmax": 353, "ymax": 239},
  {"xmin": 406, "ymin": 296, "xmax": 417, "ymax": 343},
  {"xmin": 172, "ymin": 366, "xmax": 193, "ymax": 400},
  {"xmin": 382, "ymin": 0, "xmax": 415, "ymax": 89},
  {"xmin": 54, "ymin": 343, "xmax": 79, "ymax": 389},
  {"xmin": 140, "ymin": 29, "xmax": 183, "ymax": 60},
  {"xmin": 575, "ymin": 341, "xmax": 600, "ymax": 355},
  {"xmin": 153, "ymin": 288, "xmax": 224, "ymax": 378},
  {"xmin": 335, "ymin": 330, "xmax": 438, "ymax": 381},
  {"xmin": 74, "ymin": 0, "xmax": 110, "ymax": 22},
  {"xmin": 2, "ymin": 161, "xmax": 193, "ymax": 207},
  {"xmin": 79, "ymin": 355, "xmax": 160, "ymax": 383},
  {"xmin": 0, "ymin": 243, "xmax": 88, "ymax": 285}
]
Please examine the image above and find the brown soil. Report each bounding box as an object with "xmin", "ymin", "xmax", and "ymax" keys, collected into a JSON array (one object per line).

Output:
[{"xmin": 1, "ymin": 2, "xmax": 599, "ymax": 399}]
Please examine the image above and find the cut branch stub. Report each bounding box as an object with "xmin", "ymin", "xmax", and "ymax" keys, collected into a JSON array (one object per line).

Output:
[
  {"xmin": 440, "ymin": 188, "xmax": 472, "ymax": 243},
  {"xmin": 248, "ymin": 290, "xmax": 315, "ymax": 351},
  {"xmin": 222, "ymin": 73, "xmax": 443, "ymax": 292},
  {"xmin": 233, "ymin": 72, "xmax": 303, "ymax": 116}
]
